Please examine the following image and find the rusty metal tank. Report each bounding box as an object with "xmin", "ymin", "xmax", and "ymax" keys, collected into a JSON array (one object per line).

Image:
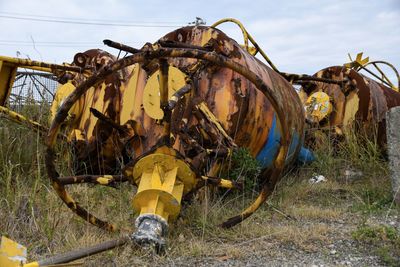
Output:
[
  {"xmin": 46, "ymin": 26, "xmax": 312, "ymax": 248},
  {"xmin": 299, "ymin": 66, "xmax": 400, "ymax": 146}
]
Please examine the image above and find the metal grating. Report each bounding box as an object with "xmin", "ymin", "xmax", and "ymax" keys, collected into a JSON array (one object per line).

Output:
[{"xmin": 8, "ymin": 71, "xmax": 59, "ymax": 112}]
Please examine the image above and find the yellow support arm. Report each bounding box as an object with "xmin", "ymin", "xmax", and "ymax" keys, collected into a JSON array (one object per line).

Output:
[{"xmin": 0, "ymin": 55, "xmax": 83, "ymax": 106}]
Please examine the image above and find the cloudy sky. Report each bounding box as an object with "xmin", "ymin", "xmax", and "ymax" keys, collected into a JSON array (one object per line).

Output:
[{"xmin": 0, "ymin": 0, "xmax": 399, "ymax": 79}]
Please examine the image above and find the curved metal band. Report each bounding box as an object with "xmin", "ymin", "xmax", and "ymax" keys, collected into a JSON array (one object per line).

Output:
[
  {"xmin": 211, "ymin": 18, "xmax": 279, "ymax": 73},
  {"xmin": 363, "ymin": 60, "xmax": 400, "ymax": 90},
  {"xmin": 45, "ymin": 47, "xmax": 290, "ymax": 231},
  {"xmin": 211, "ymin": 18, "xmax": 250, "ymax": 50}
]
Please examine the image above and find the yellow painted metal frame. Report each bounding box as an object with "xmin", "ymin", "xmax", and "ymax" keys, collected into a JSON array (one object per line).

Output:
[
  {"xmin": 0, "ymin": 55, "xmax": 82, "ymax": 73},
  {"xmin": 0, "ymin": 55, "xmax": 85, "ymax": 138},
  {"xmin": 211, "ymin": 18, "xmax": 279, "ymax": 72},
  {"xmin": 345, "ymin": 52, "xmax": 400, "ymax": 91},
  {"xmin": 0, "ymin": 106, "xmax": 48, "ymax": 134},
  {"xmin": 0, "ymin": 59, "xmax": 17, "ymax": 105}
]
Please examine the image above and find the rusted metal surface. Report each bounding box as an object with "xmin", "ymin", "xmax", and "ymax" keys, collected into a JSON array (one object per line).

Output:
[
  {"xmin": 45, "ymin": 26, "xmax": 306, "ymax": 232},
  {"xmin": 103, "ymin": 39, "xmax": 140, "ymax": 54},
  {"xmin": 51, "ymin": 49, "xmax": 131, "ymax": 174},
  {"xmin": 300, "ymin": 66, "xmax": 400, "ymax": 146},
  {"xmin": 344, "ymin": 53, "xmax": 399, "ymax": 91}
]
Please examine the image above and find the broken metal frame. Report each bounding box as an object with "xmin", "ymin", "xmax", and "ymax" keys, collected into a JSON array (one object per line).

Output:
[
  {"xmin": 45, "ymin": 46, "xmax": 290, "ymax": 234},
  {"xmin": 358, "ymin": 60, "xmax": 400, "ymax": 91},
  {"xmin": 346, "ymin": 53, "xmax": 399, "ymax": 91},
  {"xmin": 0, "ymin": 56, "xmax": 86, "ymax": 141}
]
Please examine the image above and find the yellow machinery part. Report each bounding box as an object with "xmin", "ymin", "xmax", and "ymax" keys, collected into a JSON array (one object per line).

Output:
[
  {"xmin": 126, "ymin": 147, "xmax": 196, "ymax": 222},
  {"xmin": 0, "ymin": 55, "xmax": 84, "ymax": 106},
  {"xmin": 0, "ymin": 236, "xmax": 35, "ymax": 267},
  {"xmin": 304, "ymin": 91, "xmax": 332, "ymax": 123},
  {"xmin": 0, "ymin": 106, "xmax": 48, "ymax": 134},
  {"xmin": 211, "ymin": 18, "xmax": 279, "ymax": 72},
  {"xmin": 0, "ymin": 60, "xmax": 17, "ymax": 106},
  {"xmin": 142, "ymin": 66, "xmax": 187, "ymax": 119},
  {"xmin": 50, "ymin": 82, "xmax": 81, "ymax": 124}
]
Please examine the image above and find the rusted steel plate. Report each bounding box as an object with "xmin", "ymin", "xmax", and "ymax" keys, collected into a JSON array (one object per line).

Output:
[{"xmin": 300, "ymin": 66, "xmax": 400, "ymax": 146}]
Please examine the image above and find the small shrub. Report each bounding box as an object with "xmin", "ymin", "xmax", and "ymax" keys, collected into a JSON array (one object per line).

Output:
[{"xmin": 227, "ymin": 148, "xmax": 262, "ymax": 193}]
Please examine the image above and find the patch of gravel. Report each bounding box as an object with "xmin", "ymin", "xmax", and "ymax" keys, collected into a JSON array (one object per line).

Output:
[
  {"xmin": 157, "ymin": 213, "xmax": 399, "ymax": 267},
  {"xmin": 165, "ymin": 242, "xmax": 382, "ymax": 267}
]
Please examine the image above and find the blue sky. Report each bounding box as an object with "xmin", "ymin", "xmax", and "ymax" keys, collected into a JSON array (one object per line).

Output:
[{"xmin": 0, "ymin": 0, "xmax": 399, "ymax": 80}]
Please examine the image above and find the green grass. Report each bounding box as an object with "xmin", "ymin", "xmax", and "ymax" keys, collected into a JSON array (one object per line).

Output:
[{"xmin": 352, "ymin": 224, "xmax": 400, "ymax": 266}]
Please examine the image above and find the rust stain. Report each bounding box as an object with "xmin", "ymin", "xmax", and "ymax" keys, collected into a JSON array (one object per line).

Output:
[
  {"xmin": 45, "ymin": 26, "xmax": 305, "ymax": 231},
  {"xmin": 301, "ymin": 66, "xmax": 400, "ymax": 145}
]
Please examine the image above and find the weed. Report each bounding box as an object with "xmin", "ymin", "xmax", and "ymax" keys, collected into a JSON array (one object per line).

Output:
[
  {"xmin": 352, "ymin": 224, "xmax": 400, "ymax": 266},
  {"xmin": 225, "ymin": 147, "xmax": 262, "ymax": 193}
]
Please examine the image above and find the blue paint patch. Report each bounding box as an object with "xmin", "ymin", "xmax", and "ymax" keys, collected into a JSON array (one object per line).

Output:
[
  {"xmin": 256, "ymin": 114, "xmax": 281, "ymax": 168},
  {"xmin": 255, "ymin": 114, "xmax": 315, "ymax": 169},
  {"xmin": 297, "ymin": 147, "xmax": 315, "ymax": 164}
]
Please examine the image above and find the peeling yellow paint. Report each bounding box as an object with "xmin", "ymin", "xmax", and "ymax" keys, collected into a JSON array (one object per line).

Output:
[
  {"xmin": 142, "ymin": 66, "xmax": 187, "ymax": 119},
  {"xmin": 343, "ymin": 91, "xmax": 359, "ymax": 128},
  {"xmin": 0, "ymin": 236, "xmax": 27, "ymax": 267}
]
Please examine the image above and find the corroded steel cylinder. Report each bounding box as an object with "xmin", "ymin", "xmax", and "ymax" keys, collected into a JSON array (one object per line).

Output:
[
  {"xmin": 58, "ymin": 26, "xmax": 309, "ymax": 175},
  {"xmin": 300, "ymin": 66, "xmax": 400, "ymax": 146},
  {"xmin": 155, "ymin": 27, "xmax": 307, "ymax": 170},
  {"xmin": 47, "ymin": 26, "xmax": 311, "ymax": 236}
]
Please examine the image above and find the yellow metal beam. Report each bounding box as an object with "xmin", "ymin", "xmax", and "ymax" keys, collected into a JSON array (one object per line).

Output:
[
  {"xmin": 0, "ymin": 106, "xmax": 48, "ymax": 134},
  {"xmin": 0, "ymin": 55, "xmax": 82, "ymax": 73}
]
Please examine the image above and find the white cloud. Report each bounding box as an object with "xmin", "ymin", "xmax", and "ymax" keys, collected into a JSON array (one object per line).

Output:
[{"xmin": 0, "ymin": 0, "xmax": 398, "ymax": 81}]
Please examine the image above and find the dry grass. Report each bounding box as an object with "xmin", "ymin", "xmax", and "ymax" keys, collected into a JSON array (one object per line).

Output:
[{"xmin": 1, "ymin": 108, "xmax": 399, "ymax": 266}]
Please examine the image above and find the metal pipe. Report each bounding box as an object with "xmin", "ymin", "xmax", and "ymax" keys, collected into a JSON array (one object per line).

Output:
[
  {"xmin": 159, "ymin": 59, "xmax": 171, "ymax": 139},
  {"xmin": 167, "ymin": 84, "xmax": 192, "ymax": 110},
  {"xmin": 57, "ymin": 174, "xmax": 128, "ymax": 186},
  {"xmin": 201, "ymin": 175, "xmax": 243, "ymax": 190},
  {"xmin": 37, "ymin": 236, "xmax": 129, "ymax": 266},
  {"xmin": 103, "ymin": 39, "xmax": 140, "ymax": 54},
  {"xmin": 0, "ymin": 55, "xmax": 83, "ymax": 73},
  {"xmin": 280, "ymin": 72, "xmax": 348, "ymax": 85},
  {"xmin": 0, "ymin": 106, "xmax": 48, "ymax": 133},
  {"xmin": 158, "ymin": 40, "xmax": 212, "ymax": 52},
  {"xmin": 16, "ymin": 71, "xmax": 57, "ymax": 78}
]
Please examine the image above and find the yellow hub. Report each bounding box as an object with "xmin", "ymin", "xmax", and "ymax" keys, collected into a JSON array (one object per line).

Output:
[
  {"xmin": 304, "ymin": 91, "xmax": 332, "ymax": 123},
  {"xmin": 126, "ymin": 147, "xmax": 197, "ymax": 222}
]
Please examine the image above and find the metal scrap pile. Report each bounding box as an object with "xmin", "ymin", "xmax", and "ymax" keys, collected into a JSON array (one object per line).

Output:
[{"xmin": 0, "ymin": 19, "xmax": 399, "ymax": 266}]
